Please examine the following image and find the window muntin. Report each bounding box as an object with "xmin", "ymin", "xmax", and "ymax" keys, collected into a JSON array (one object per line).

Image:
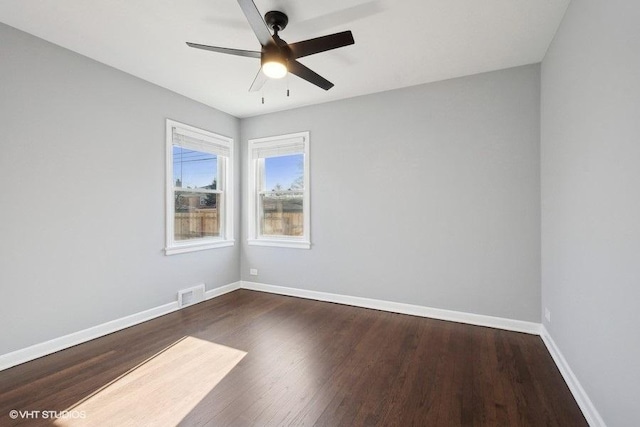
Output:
[
  {"xmin": 166, "ymin": 119, "xmax": 233, "ymax": 254},
  {"xmin": 248, "ymin": 132, "xmax": 310, "ymax": 249}
]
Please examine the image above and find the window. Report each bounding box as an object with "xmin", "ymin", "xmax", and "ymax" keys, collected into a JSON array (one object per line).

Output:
[
  {"xmin": 165, "ymin": 119, "xmax": 234, "ymax": 255},
  {"xmin": 248, "ymin": 132, "xmax": 310, "ymax": 249}
]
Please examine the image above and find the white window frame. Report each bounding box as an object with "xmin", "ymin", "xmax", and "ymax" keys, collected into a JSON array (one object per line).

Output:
[
  {"xmin": 165, "ymin": 119, "xmax": 234, "ymax": 255},
  {"xmin": 248, "ymin": 131, "xmax": 310, "ymax": 249}
]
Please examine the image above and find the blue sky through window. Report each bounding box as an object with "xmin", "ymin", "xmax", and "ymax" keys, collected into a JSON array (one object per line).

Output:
[
  {"xmin": 265, "ymin": 154, "xmax": 303, "ymax": 191},
  {"xmin": 173, "ymin": 146, "xmax": 217, "ymax": 189}
]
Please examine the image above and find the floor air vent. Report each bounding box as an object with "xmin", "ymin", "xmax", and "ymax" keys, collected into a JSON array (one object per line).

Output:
[{"xmin": 178, "ymin": 284, "xmax": 205, "ymax": 308}]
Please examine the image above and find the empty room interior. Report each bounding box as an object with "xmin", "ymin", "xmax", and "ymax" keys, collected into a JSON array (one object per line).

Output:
[{"xmin": 0, "ymin": 0, "xmax": 638, "ymax": 426}]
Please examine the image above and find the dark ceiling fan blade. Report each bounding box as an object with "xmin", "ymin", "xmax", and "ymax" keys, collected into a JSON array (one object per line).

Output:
[
  {"xmin": 288, "ymin": 31, "xmax": 354, "ymax": 59},
  {"xmin": 288, "ymin": 60, "xmax": 334, "ymax": 90},
  {"xmin": 249, "ymin": 68, "xmax": 268, "ymax": 92},
  {"xmin": 237, "ymin": 0, "xmax": 275, "ymax": 47},
  {"xmin": 186, "ymin": 42, "xmax": 261, "ymax": 58}
]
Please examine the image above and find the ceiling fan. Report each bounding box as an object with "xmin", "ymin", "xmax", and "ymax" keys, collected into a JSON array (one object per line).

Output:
[{"xmin": 186, "ymin": 0, "xmax": 355, "ymax": 91}]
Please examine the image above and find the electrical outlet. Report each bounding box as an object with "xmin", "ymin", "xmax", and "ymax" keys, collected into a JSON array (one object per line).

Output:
[
  {"xmin": 249, "ymin": 268, "xmax": 258, "ymax": 276},
  {"xmin": 544, "ymin": 308, "xmax": 551, "ymax": 323}
]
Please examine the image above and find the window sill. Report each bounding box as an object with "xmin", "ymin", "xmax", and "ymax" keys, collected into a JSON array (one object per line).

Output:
[
  {"xmin": 247, "ymin": 238, "xmax": 311, "ymax": 249},
  {"xmin": 165, "ymin": 239, "xmax": 235, "ymax": 255}
]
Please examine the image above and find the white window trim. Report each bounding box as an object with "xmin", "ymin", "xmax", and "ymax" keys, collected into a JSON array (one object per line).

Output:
[
  {"xmin": 248, "ymin": 131, "xmax": 310, "ymax": 249},
  {"xmin": 165, "ymin": 119, "xmax": 234, "ymax": 255}
]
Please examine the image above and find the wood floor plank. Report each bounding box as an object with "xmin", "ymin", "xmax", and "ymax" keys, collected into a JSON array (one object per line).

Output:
[{"xmin": 0, "ymin": 290, "xmax": 588, "ymax": 426}]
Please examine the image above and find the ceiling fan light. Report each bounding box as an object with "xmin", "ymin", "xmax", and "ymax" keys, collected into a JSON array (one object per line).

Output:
[{"xmin": 262, "ymin": 61, "xmax": 287, "ymax": 79}]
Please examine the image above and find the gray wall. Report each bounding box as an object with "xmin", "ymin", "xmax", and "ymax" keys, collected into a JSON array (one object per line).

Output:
[
  {"xmin": 541, "ymin": 1, "xmax": 640, "ymax": 425},
  {"xmin": 241, "ymin": 64, "xmax": 541, "ymax": 322},
  {"xmin": 0, "ymin": 23, "xmax": 241, "ymax": 355}
]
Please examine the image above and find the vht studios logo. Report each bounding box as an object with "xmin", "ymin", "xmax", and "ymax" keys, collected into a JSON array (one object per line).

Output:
[{"xmin": 9, "ymin": 409, "xmax": 86, "ymax": 420}]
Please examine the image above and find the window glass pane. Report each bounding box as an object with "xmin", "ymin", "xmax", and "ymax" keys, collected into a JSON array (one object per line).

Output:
[
  {"xmin": 173, "ymin": 146, "xmax": 218, "ymax": 190},
  {"xmin": 174, "ymin": 191, "xmax": 220, "ymax": 240},
  {"xmin": 263, "ymin": 154, "xmax": 304, "ymax": 191},
  {"xmin": 260, "ymin": 192, "xmax": 303, "ymax": 236}
]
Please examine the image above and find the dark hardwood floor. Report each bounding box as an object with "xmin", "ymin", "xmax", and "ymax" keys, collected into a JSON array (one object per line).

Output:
[{"xmin": 0, "ymin": 290, "xmax": 587, "ymax": 426}]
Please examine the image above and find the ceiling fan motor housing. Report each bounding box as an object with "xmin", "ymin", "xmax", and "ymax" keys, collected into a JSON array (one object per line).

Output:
[
  {"xmin": 261, "ymin": 44, "xmax": 288, "ymax": 67},
  {"xmin": 262, "ymin": 11, "xmax": 291, "ymax": 67}
]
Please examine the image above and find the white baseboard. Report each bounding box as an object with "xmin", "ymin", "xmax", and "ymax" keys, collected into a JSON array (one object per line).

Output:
[
  {"xmin": 205, "ymin": 281, "xmax": 242, "ymax": 300},
  {"xmin": 240, "ymin": 281, "xmax": 541, "ymax": 335},
  {"xmin": 0, "ymin": 281, "xmax": 241, "ymax": 372},
  {"xmin": 540, "ymin": 326, "xmax": 606, "ymax": 427}
]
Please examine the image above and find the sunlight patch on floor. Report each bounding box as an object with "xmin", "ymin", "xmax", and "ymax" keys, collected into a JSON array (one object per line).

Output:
[{"xmin": 54, "ymin": 336, "xmax": 246, "ymax": 426}]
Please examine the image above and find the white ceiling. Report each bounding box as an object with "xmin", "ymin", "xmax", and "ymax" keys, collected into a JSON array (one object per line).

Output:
[{"xmin": 0, "ymin": 0, "xmax": 570, "ymax": 118}]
